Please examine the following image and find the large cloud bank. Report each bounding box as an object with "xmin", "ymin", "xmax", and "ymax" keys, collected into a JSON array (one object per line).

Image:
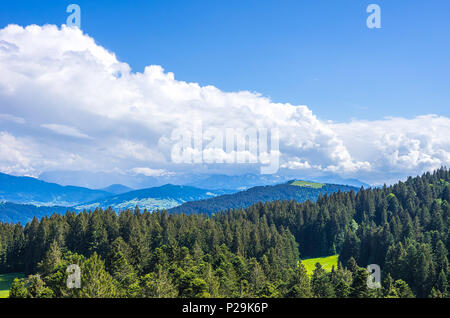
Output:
[{"xmin": 0, "ymin": 24, "xmax": 449, "ymax": 185}]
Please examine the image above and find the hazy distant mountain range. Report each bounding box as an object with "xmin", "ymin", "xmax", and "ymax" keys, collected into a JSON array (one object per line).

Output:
[
  {"xmin": 0, "ymin": 172, "xmax": 233, "ymax": 209},
  {"xmin": 0, "ymin": 172, "xmax": 365, "ymax": 224},
  {"xmin": 0, "ymin": 172, "xmax": 111, "ymax": 206},
  {"xmin": 75, "ymin": 184, "xmax": 235, "ymax": 212},
  {"xmin": 38, "ymin": 170, "xmax": 370, "ymax": 190},
  {"xmin": 0, "ymin": 202, "xmax": 68, "ymax": 224},
  {"xmin": 99, "ymin": 184, "xmax": 134, "ymax": 195}
]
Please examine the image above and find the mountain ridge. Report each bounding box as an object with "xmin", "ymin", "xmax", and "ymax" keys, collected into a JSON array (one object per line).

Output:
[
  {"xmin": 169, "ymin": 180, "xmax": 359, "ymax": 215},
  {"xmin": 99, "ymin": 184, "xmax": 134, "ymax": 195},
  {"xmin": 75, "ymin": 184, "xmax": 235, "ymax": 211},
  {"xmin": 0, "ymin": 172, "xmax": 112, "ymax": 206}
]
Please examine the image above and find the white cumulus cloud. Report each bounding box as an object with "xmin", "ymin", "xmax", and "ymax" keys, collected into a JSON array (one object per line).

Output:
[
  {"xmin": 41, "ymin": 123, "xmax": 91, "ymax": 139},
  {"xmin": 0, "ymin": 24, "xmax": 448, "ymax": 185}
]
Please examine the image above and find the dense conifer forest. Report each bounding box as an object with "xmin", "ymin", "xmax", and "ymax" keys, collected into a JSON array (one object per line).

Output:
[{"xmin": 0, "ymin": 168, "xmax": 449, "ymax": 298}]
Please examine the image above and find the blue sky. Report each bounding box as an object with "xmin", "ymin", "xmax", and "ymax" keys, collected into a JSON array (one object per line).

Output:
[
  {"xmin": 0, "ymin": 1, "xmax": 449, "ymax": 186},
  {"xmin": 1, "ymin": 0, "xmax": 449, "ymax": 122}
]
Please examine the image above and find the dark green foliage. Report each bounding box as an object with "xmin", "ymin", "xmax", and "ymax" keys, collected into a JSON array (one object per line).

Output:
[
  {"xmin": 169, "ymin": 182, "xmax": 358, "ymax": 215},
  {"xmin": 311, "ymin": 263, "xmax": 335, "ymax": 297},
  {"xmin": 350, "ymin": 268, "xmax": 369, "ymax": 298},
  {"xmin": 2, "ymin": 168, "xmax": 450, "ymax": 297}
]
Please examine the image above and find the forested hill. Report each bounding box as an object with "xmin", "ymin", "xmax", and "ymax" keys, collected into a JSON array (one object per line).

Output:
[
  {"xmin": 0, "ymin": 172, "xmax": 111, "ymax": 206},
  {"xmin": 0, "ymin": 168, "xmax": 448, "ymax": 298},
  {"xmin": 169, "ymin": 181, "xmax": 358, "ymax": 215},
  {"xmin": 0, "ymin": 202, "xmax": 68, "ymax": 224}
]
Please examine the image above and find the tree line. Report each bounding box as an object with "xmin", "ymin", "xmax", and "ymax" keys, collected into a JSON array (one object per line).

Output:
[{"xmin": 0, "ymin": 168, "xmax": 449, "ymax": 297}]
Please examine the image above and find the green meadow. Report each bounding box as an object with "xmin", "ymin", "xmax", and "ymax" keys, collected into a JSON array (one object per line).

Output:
[
  {"xmin": 302, "ymin": 255, "xmax": 339, "ymax": 275},
  {"xmin": 290, "ymin": 180, "xmax": 325, "ymax": 189},
  {"xmin": 0, "ymin": 273, "xmax": 25, "ymax": 298}
]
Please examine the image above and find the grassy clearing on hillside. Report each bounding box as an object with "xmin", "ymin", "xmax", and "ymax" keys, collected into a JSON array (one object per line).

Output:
[
  {"xmin": 302, "ymin": 255, "xmax": 339, "ymax": 275},
  {"xmin": 290, "ymin": 180, "xmax": 325, "ymax": 189},
  {"xmin": 0, "ymin": 273, "xmax": 25, "ymax": 298}
]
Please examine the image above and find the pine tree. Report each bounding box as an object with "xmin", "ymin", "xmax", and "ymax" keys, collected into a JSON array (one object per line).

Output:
[
  {"xmin": 109, "ymin": 243, "xmax": 139, "ymax": 297},
  {"xmin": 140, "ymin": 266, "xmax": 178, "ymax": 298},
  {"xmin": 347, "ymin": 257, "xmax": 358, "ymax": 274},
  {"xmin": 393, "ymin": 279, "xmax": 414, "ymax": 298},
  {"xmin": 311, "ymin": 263, "xmax": 335, "ymax": 298},
  {"xmin": 435, "ymin": 270, "xmax": 448, "ymax": 297},
  {"xmin": 332, "ymin": 264, "xmax": 351, "ymax": 298},
  {"xmin": 287, "ymin": 260, "xmax": 312, "ymax": 298},
  {"xmin": 78, "ymin": 252, "xmax": 119, "ymax": 298},
  {"xmin": 382, "ymin": 273, "xmax": 397, "ymax": 298},
  {"xmin": 249, "ymin": 259, "xmax": 266, "ymax": 296},
  {"xmin": 9, "ymin": 278, "xmax": 28, "ymax": 298},
  {"xmin": 37, "ymin": 240, "xmax": 62, "ymax": 275},
  {"xmin": 350, "ymin": 268, "xmax": 369, "ymax": 298},
  {"xmin": 27, "ymin": 274, "xmax": 54, "ymax": 298}
]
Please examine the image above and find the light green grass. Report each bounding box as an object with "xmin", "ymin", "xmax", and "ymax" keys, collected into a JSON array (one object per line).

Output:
[
  {"xmin": 290, "ymin": 180, "xmax": 325, "ymax": 189},
  {"xmin": 0, "ymin": 290, "xmax": 10, "ymax": 298},
  {"xmin": 0, "ymin": 272, "xmax": 25, "ymax": 298},
  {"xmin": 302, "ymin": 255, "xmax": 339, "ymax": 275}
]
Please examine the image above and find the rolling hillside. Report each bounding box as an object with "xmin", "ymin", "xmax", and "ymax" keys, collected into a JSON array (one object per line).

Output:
[
  {"xmin": 75, "ymin": 184, "xmax": 235, "ymax": 211},
  {"xmin": 169, "ymin": 180, "xmax": 359, "ymax": 215},
  {"xmin": 0, "ymin": 202, "xmax": 69, "ymax": 224}
]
